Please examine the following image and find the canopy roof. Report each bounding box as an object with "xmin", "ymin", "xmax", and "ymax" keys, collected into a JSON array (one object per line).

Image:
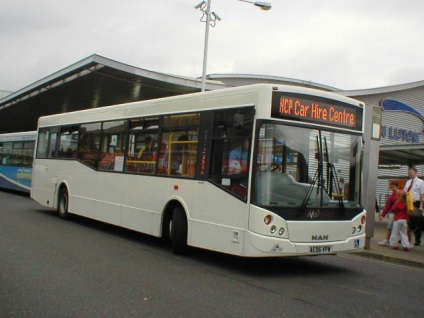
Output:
[{"xmin": 0, "ymin": 54, "xmax": 226, "ymax": 133}]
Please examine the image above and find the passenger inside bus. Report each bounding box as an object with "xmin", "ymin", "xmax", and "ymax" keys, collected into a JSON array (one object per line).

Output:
[
  {"xmin": 228, "ymin": 138, "xmax": 249, "ymax": 175},
  {"xmin": 136, "ymin": 135, "xmax": 156, "ymax": 173},
  {"xmin": 137, "ymin": 135, "xmax": 155, "ymax": 160}
]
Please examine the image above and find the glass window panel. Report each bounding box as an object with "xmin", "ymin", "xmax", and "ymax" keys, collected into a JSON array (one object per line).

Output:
[
  {"xmin": 58, "ymin": 126, "xmax": 79, "ymax": 159},
  {"xmin": 99, "ymin": 120, "xmax": 127, "ymax": 172},
  {"xmin": 1, "ymin": 142, "xmax": 13, "ymax": 165},
  {"xmin": 159, "ymin": 131, "xmax": 198, "ymax": 176},
  {"xmin": 126, "ymin": 117, "xmax": 159, "ymax": 174},
  {"xmin": 47, "ymin": 128, "xmax": 59, "ymax": 159},
  {"xmin": 78, "ymin": 122, "xmax": 101, "ymax": 169},
  {"xmin": 11, "ymin": 142, "xmax": 23, "ymax": 166},
  {"xmin": 253, "ymin": 123, "xmax": 362, "ymax": 208},
  {"xmin": 208, "ymin": 107, "xmax": 254, "ymax": 200},
  {"xmin": 163, "ymin": 113, "xmax": 200, "ymax": 128},
  {"xmin": 36, "ymin": 128, "xmax": 49, "ymax": 159},
  {"xmin": 158, "ymin": 113, "xmax": 199, "ymax": 177},
  {"xmin": 22, "ymin": 141, "xmax": 34, "ymax": 166}
]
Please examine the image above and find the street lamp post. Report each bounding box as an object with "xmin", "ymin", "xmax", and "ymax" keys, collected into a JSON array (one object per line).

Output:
[
  {"xmin": 238, "ymin": 0, "xmax": 272, "ymax": 11},
  {"xmin": 195, "ymin": 0, "xmax": 272, "ymax": 92}
]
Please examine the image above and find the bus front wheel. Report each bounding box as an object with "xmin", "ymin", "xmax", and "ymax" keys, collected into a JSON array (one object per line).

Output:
[
  {"xmin": 171, "ymin": 205, "xmax": 188, "ymax": 254},
  {"xmin": 57, "ymin": 187, "xmax": 70, "ymax": 219}
]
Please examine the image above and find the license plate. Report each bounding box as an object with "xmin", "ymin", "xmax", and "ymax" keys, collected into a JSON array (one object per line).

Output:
[{"xmin": 309, "ymin": 246, "xmax": 332, "ymax": 254}]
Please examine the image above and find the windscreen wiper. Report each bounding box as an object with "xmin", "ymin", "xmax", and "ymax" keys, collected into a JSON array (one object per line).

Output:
[
  {"xmin": 323, "ymin": 137, "xmax": 345, "ymax": 214},
  {"xmin": 300, "ymin": 135, "xmax": 323, "ymax": 214},
  {"xmin": 300, "ymin": 167, "xmax": 318, "ymax": 214}
]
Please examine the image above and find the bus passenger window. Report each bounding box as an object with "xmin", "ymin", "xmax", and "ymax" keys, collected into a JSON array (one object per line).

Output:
[
  {"xmin": 1, "ymin": 142, "xmax": 12, "ymax": 165},
  {"xmin": 78, "ymin": 123, "xmax": 101, "ymax": 169},
  {"xmin": 228, "ymin": 138, "xmax": 250, "ymax": 175},
  {"xmin": 159, "ymin": 113, "xmax": 200, "ymax": 177},
  {"xmin": 0, "ymin": 142, "xmax": 3, "ymax": 164},
  {"xmin": 47, "ymin": 129, "xmax": 58, "ymax": 159},
  {"xmin": 126, "ymin": 117, "xmax": 158, "ymax": 174},
  {"xmin": 208, "ymin": 107, "xmax": 254, "ymax": 201},
  {"xmin": 158, "ymin": 131, "xmax": 198, "ymax": 177},
  {"xmin": 58, "ymin": 126, "xmax": 79, "ymax": 159},
  {"xmin": 99, "ymin": 121, "xmax": 127, "ymax": 172}
]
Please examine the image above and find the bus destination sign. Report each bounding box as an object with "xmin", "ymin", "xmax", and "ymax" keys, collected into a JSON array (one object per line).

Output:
[{"xmin": 271, "ymin": 92, "xmax": 363, "ymax": 131}]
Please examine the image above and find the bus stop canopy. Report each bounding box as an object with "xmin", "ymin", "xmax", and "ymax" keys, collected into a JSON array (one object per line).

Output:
[
  {"xmin": 379, "ymin": 144, "xmax": 424, "ymax": 166},
  {"xmin": 0, "ymin": 54, "xmax": 227, "ymax": 133}
]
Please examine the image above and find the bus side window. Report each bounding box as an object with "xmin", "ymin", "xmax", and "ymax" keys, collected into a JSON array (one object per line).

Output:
[
  {"xmin": 78, "ymin": 123, "xmax": 101, "ymax": 169},
  {"xmin": 34, "ymin": 127, "xmax": 59, "ymax": 159},
  {"xmin": 1, "ymin": 142, "xmax": 12, "ymax": 165},
  {"xmin": 47, "ymin": 129, "xmax": 59, "ymax": 159},
  {"xmin": 99, "ymin": 121, "xmax": 127, "ymax": 172},
  {"xmin": 36, "ymin": 128, "xmax": 50, "ymax": 159},
  {"xmin": 159, "ymin": 113, "xmax": 200, "ymax": 177},
  {"xmin": 126, "ymin": 117, "xmax": 159, "ymax": 174},
  {"xmin": 130, "ymin": 133, "xmax": 157, "ymax": 174},
  {"xmin": 58, "ymin": 126, "xmax": 79, "ymax": 159},
  {"xmin": 159, "ymin": 131, "xmax": 198, "ymax": 177},
  {"xmin": 208, "ymin": 107, "xmax": 254, "ymax": 200},
  {"xmin": 23, "ymin": 141, "xmax": 34, "ymax": 166},
  {"xmin": 11, "ymin": 142, "xmax": 23, "ymax": 166}
]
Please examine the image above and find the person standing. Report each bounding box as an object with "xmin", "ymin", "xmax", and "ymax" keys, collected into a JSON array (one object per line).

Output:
[
  {"xmin": 387, "ymin": 191, "xmax": 411, "ymax": 251},
  {"xmin": 378, "ymin": 181, "xmax": 400, "ymax": 246},
  {"xmin": 403, "ymin": 167, "xmax": 424, "ymax": 246}
]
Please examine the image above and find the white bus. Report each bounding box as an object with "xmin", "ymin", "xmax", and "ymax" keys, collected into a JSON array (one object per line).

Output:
[
  {"xmin": 0, "ymin": 131, "xmax": 36, "ymax": 193},
  {"xmin": 31, "ymin": 84, "xmax": 366, "ymax": 256}
]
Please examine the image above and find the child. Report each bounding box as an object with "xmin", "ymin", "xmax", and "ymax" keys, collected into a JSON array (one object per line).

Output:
[
  {"xmin": 388, "ymin": 191, "xmax": 411, "ymax": 251},
  {"xmin": 378, "ymin": 181, "xmax": 400, "ymax": 246}
]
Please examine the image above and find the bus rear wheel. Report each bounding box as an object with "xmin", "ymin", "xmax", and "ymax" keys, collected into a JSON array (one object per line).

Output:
[
  {"xmin": 57, "ymin": 187, "xmax": 70, "ymax": 219},
  {"xmin": 171, "ymin": 205, "xmax": 188, "ymax": 254}
]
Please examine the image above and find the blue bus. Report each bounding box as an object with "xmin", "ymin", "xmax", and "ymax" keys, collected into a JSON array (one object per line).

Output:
[{"xmin": 0, "ymin": 131, "xmax": 36, "ymax": 193}]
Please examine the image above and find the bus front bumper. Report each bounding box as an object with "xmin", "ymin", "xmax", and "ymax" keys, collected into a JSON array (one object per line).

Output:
[{"xmin": 242, "ymin": 231, "xmax": 365, "ymax": 257}]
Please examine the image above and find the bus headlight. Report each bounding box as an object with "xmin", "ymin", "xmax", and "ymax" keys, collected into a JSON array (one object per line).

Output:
[
  {"xmin": 278, "ymin": 228, "xmax": 285, "ymax": 236},
  {"xmin": 358, "ymin": 224, "xmax": 363, "ymax": 232},
  {"xmin": 270, "ymin": 225, "xmax": 277, "ymax": 234},
  {"xmin": 352, "ymin": 227, "xmax": 356, "ymax": 235}
]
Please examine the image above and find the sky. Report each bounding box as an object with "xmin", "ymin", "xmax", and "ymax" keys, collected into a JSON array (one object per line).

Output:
[{"xmin": 1, "ymin": 0, "xmax": 424, "ymax": 92}]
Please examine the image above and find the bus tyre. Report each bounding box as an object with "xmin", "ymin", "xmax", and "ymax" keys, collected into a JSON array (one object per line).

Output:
[
  {"xmin": 58, "ymin": 188, "xmax": 70, "ymax": 219},
  {"xmin": 171, "ymin": 205, "xmax": 188, "ymax": 255}
]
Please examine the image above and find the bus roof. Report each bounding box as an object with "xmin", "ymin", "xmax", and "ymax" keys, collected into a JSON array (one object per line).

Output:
[
  {"xmin": 0, "ymin": 131, "xmax": 37, "ymax": 142},
  {"xmin": 37, "ymin": 84, "xmax": 364, "ymax": 128}
]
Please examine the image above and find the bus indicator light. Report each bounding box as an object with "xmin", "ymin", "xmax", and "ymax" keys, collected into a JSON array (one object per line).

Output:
[
  {"xmin": 264, "ymin": 215, "xmax": 272, "ymax": 225},
  {"xmin": 174, "ymin": 185, "xmax": 179, "ymax": 190},
  {"xmin": 361, "ymin": 216, "xmax": 366, "ymax": 224}
]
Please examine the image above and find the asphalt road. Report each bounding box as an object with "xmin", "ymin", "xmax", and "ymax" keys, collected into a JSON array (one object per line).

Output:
[{"xmin": 1, "ymin": 190, "xmax": 423, "ymax": 318}]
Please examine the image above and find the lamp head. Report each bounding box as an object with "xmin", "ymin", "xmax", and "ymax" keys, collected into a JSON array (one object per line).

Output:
[
  {"xmin": 212, "ymin": 12, "xmax": 222, "ymax": 21},
  {"xmin": 254, "ymin": 1, "xmax": 272, "ymax": 10},
  {"xmin": 195, "ymin": 1, "xmax": 206, "ymax": 9}
]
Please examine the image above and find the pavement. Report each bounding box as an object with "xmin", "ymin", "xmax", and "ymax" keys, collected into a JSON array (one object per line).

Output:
[{"xmin": 352, "ymin": 214, "xmax": 424, "ymax": 269}]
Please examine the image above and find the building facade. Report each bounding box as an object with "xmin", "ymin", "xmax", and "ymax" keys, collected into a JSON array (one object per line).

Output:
[{"xmin": 343, "ymin": 81, "xmax": 424, "ymax": 207}]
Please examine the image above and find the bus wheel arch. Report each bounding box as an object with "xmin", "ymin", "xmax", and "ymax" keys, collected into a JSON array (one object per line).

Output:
[
  {"xmin": 162, "ymin": 200, "xmax": 189, "ymax": 254},
  {"xmin": 57, "ymin": 183, "xmax": 71, "ymax": 220}
]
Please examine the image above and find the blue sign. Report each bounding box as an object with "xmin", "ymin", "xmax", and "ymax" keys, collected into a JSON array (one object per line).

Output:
[
  {"xmin": 380, "ymin": 99, "xmax": 423, "ymax": 143},
  {"xmin": 381, "ymin": 99, "xmax": 424, "ymax": 122}
]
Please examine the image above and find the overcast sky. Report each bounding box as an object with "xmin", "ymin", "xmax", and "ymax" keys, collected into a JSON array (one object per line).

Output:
[{"xmin": 1, "ymin": 0, "xmax": 423, "ymax": 92}]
